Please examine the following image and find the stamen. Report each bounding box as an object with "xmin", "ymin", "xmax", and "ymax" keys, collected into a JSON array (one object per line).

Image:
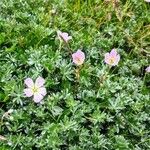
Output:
[{"xmin": 32, "ymin": 86, "xmax": 39, "ymax": 93}]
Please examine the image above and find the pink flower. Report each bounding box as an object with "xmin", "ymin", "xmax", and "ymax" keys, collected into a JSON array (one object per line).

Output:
[
  {"xmin": 72, "ymin": 49, "xmax": 85, "ymax": 66},
  {"xmin": 145, "ymin": 66, "xmax": 150, "ymax": 73},
  {"xmin": 104, "ymin": 49, "xmax": 120, "ymax": 66},
  {"xmin": 145, "ymin": 0, "xmax": 150, "ymax": 2},
  {"xmin": 57, "ymin": 30, "xmax": 72, "ymax": 43},
  {"xmin": 24, "ymin": 77, "xmax": 47, "ymax": 103}
]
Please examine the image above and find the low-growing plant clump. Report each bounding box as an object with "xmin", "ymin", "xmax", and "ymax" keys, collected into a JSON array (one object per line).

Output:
[{"xmin": 0, "ymin": 0, "xmax": 150, "ymax": 149}]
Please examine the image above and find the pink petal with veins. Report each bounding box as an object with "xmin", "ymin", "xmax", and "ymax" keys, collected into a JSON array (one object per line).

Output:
[
  {"xmin": 35, "ymin": 77, "xmax": 45, "ymax": 87},
  {"xmin": 39, "ymin": 87, "xmax": 47, "ymax": 96},
  {"xmin": 33, "ymin": 93, "xmax": 43, "ymax": 103},
  {"xmin": 24, "ymin": 88, "xmax": 33, "ymax": 97},
  {"xmin": 24, "ymin": 78, "xmax": 34, "ymax": 88}
]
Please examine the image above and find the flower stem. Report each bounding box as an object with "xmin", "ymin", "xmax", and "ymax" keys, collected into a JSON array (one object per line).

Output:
[{"xmin": 65, "ymin": 43, "xmax": 72, "ymax": 55}]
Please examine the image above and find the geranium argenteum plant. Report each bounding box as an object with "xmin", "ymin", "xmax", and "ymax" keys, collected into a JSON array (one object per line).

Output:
[
  {"xmin": 145, "ymin": 66, "xmax": 150, "ymax": 73},
  {"xmin": 72, "ymin": 50, "xmax": 85, "ymax": 66},
  {"xmin": 24, "ymin": 77, "xmax": 47, "ymax": 103},
  {"xmin": 1, "ymin": 1, "xmax": 150, "ymax": 149},
  {"xmin": 104, "ymin": 49, "xmax": 120, "ymax": 66},
  {"xmin": 57, "ymin": 30, "xmax": 72, "ymax": 43}
]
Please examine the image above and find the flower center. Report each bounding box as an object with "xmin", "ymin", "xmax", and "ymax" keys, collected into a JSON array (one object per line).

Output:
[
  {"xmin": 32, "ymin": 86, "xmax": 39, "ymax": 93},
  {"xmin": 109, "ymin": 57, "xmax": 115, "ymax": 64},
  {"xmin": 75, "ymin": 56, "xmax": 81, "ymax": 63}
]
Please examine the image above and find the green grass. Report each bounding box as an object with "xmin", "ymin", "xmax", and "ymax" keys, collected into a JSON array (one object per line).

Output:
[{"xmin": 0, "ymin": 0, "xmax": 150, "ymax": 149}]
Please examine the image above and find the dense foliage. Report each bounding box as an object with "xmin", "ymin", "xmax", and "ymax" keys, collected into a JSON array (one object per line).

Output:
[{"xmin": 0, "ymin": 0, "xmax": 150, "ymax": 149}]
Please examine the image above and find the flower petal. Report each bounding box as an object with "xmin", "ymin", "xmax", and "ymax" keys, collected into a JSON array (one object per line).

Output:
[
  {"xmin": 24, "ymin": 88, "xmax": 33, "ymax": 97},
  {"xmin": 33, "ymin": 93, "xmax": 43, "ymax": 103},
  {"xmin": 76, "ymin": 50, "xmax": 85, "ymax": 59},
  {"xmin": 39, "ymin": 87, "xmax": 47, "ymax": 96},
  {"xmin": 62, "ymin": 32, "xmax": 69, "ymax": 38},
  {"xmin": 104, "ymin": 53, "xmax": 110, "ymax": 64},
  {"xmin": 24, "ymin": 78, "xmax": 34, "ymax": 88},
  {"xmin": 61, "ymin": 33, "xmax": 70, "ymax": 42},
  {"xmin": 116, "ymin": 54, "xmax": 120, "ymax": 63},
  {"xmin": 110, "ymin": 49, "xmax": 117, "ymax": 57},
  {"xmin": 146, "ymin": 66, "xmax": 150, "ymax": 72},
  {"xmin": 111, "ymin": 55, "xmax": 120, "ymax": 66},
  {"xmin": 35, "ymin": 77, "xmax": 45, "ymax": 87}
]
